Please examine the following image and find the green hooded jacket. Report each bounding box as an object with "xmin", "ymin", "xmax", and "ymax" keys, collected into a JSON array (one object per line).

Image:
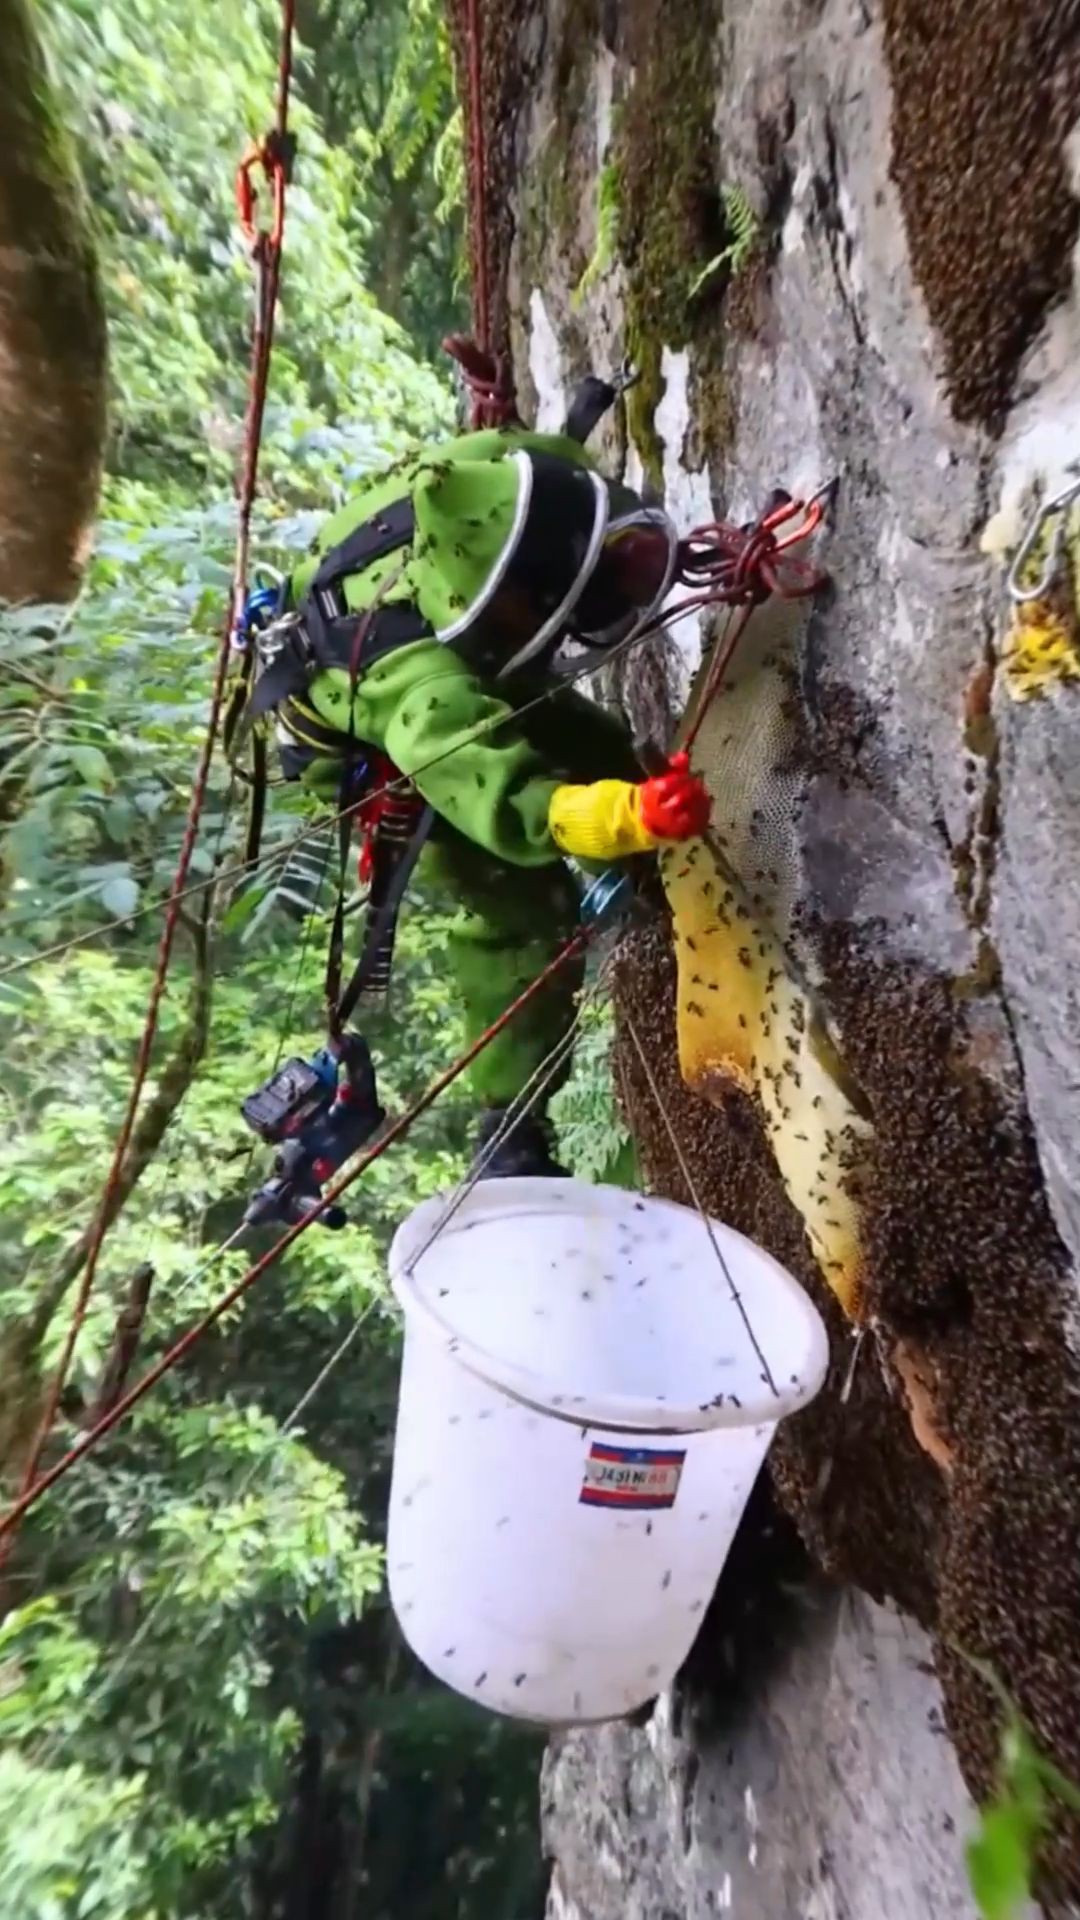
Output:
[{"xmin": 281, "ymin": 427, "xmax": 638, "ymax": 865}]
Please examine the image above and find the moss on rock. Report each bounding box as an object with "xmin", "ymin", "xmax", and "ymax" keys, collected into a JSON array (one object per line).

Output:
[{"xmin": 609, "ymin": 0, "xmax": 732, "ymax": 474}]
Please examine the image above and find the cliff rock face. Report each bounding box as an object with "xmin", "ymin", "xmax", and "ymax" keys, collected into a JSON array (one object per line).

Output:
[
  {"xmin": 544, "ymin": 1594, "xmax": 977, "ymax": 1920},
  {"xmin": 470, "ymin": 0, "xmax": 1080, "ymax": 1909}
]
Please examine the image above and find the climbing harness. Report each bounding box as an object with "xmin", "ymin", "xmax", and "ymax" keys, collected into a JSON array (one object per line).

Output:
[{"xmin": 229, "ymin": 382, "xmax": 671, "ymax": 1046}]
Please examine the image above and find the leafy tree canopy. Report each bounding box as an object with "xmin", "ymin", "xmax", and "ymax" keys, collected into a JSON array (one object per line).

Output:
[{"xmin": 0, "ymin": 3, "xmax": 546, "ymax": 1916}]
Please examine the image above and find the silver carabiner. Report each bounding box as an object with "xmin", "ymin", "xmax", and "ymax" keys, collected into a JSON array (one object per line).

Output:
[
  {"xmin": 255, "ymin": 608, "xmax": 303, "ymax": 664},
  {"xmin": 1006, "ymin": 472, "xmax": 1080, "ymax": 605}
]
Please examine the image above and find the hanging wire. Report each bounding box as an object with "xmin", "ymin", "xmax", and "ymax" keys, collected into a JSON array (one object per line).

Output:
[{"xmin": 621, "ymin": 1006, "xmax": 779, "ymax": 1397}]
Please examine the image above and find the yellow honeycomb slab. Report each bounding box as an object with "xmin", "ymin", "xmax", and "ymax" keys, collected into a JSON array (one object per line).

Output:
[{"xmin": 661, "ymin": 599, "xmax": 872, "ymax": 1319}]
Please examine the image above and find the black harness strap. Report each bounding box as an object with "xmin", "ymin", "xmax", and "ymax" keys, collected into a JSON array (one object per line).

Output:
[
  {"xmin": 324, "ymin": 777, "xmax": 358, "ymax": 1039},
  {"xmin": 308, "ymin": 496, "xmax": 415, "ymax": 612},
  {"xmin": 234, "ymin": 496, "xmax": 432, "ymax": 1022},
  {"xmin": 335, "ymin": 803, "xmax": 436, "ymax": 1026},
  {"xmin": 324, "ymin": 598, "xmax": 378, "ymax": 1039},
  {"xmin": 245, "ymin": 602, "xmax": 431, "ymax": 725},
  {"xmin": 243, "ymin": 727, "xmax": 268, "ymax": 871}
]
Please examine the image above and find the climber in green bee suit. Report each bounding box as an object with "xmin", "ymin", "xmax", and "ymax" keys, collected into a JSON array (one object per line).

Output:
[{"xmin": 246, "ymin": 400, "xmax": 709, "ymax": 1179}]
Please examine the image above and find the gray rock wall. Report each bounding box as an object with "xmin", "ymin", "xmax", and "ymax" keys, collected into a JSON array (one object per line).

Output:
[
  {"xmin": 487, "ymin": 0, "xmax": 1080, "ymax": 1910},
  {"xmin": 544, "ymin": 1591, "xmax": 980, "ymax": 1920}
]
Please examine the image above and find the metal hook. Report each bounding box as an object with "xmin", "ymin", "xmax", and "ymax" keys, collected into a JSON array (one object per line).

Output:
[
  {"xmin": 1006, "ymin": 471, "xmax": 1080, "ymax": 605},
  {"xmin": 802, "ymin": 475, "xmax": 839, "ymax": 516}
]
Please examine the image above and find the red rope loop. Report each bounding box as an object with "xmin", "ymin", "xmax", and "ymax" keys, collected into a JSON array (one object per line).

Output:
[
  {"xmin": 442, "ymin": 332, "xmax": 518, "ymax": 428},
  {"xmin": 678, "ymin": 491, "xmax": 828, "ymax": 752},
  {"xmin": 677, "ymin": 494, "xmax": 826, "ymax": 607},
  {"xmin": 236, "ymin": 137, "xmax": 289, "ymax": 254}
]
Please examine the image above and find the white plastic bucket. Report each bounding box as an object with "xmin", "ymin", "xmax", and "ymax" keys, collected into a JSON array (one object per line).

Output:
[{"xmin": 387, "ymin": 1177, "xmax": 829, "ymax": 1726}]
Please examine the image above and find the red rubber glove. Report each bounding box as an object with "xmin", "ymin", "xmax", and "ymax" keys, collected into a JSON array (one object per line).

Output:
[{"xmin": 638, "ymin": 752, "xmax": 711, "ymax": 842}]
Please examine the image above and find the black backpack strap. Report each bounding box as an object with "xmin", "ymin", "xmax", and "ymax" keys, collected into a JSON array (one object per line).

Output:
[
  {"xmin": 304, "ymin": 599, "xmax": 431, "ymax": 673},
  {"xmin": 244, "ymin": 495, "xmax": 419, "ymax": 722},
  {"xmin": 246, "ymin": 623, "xmax": 313, "ymax": 718},
  {"xmin": 307, "ymin": 496, "xmax": 415, "ymax": 618}
]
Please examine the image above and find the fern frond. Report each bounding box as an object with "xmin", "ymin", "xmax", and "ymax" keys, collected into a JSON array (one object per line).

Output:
[
  {"xmin": 432, "ymin": 105, "xmax": 464, "ymax": 225},
  {"xmin": 721, "ymin": 183, "xmax": 758, "ymax": 268},
  {"xmin": 688, "ymin": 182, "xmax": 761, "ymax": 298}
]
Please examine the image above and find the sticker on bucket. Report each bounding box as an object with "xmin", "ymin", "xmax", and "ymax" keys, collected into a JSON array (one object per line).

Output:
[{"xmin": 580, "ymin": 1442, "xmax": 686, "ymax": 1511}]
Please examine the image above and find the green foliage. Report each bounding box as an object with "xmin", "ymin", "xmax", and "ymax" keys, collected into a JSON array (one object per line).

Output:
[
  {"xmin": 37, "ymin": 0, "xmax": 453, "ymax": 491},
  {"xmin": 0, "ymin": 2, "xmax": 542, "ymax": 1915},
  {"xmin": 688, "ymin": 185, "xmax": 760, "ymax": 299},
  {"xmin": 433, "ymin": 104, "xmax": 465, "ymax": 229},
  {"xmin": 294, "ymin": 0, "xmax": 467, "ymax": 355},
  {"xmin": 0, "ymin": 1753, "xmax": 154, "ymax": 1920},
  {"xmin": 550, "ymin": 991, "xmax": 636, "ymax": 1186},
  {"xmin": 378, "ymin": 0, "xmax": 454, "ymax": 183},
  {"xmin": 573, "ymin": 156, "xmax": 621, "ymax": 309},
  {"xmin": 965, "ymin": 1670, "xmax": 1080, "ymax": 1918}
]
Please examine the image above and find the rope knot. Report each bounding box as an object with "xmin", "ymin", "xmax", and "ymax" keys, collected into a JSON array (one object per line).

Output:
[{"xmin": 442, "ymin": 333, "xmax": 519, "ymax": 430}]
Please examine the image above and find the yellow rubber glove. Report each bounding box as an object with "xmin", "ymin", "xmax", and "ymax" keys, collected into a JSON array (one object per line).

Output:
[{"xmin": 548, "ymin": 780, "xmax": 658, "ymax": 860}]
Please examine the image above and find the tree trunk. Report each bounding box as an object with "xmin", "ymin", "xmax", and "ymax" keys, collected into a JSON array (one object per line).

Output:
[{"xmin": 0, "ymin": 0, "xmax": 107, "ymax": 604}]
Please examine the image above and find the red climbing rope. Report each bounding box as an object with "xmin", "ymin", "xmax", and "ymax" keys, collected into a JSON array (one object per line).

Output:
[
  {"xmin": 447, "ymin": 0, "xmax": 521, "ymax": 428},
  {"xmin": 0, "ymin": 930, "xmax": 588, "ymax": 1543},
  {"xmin": 6, "ymin": 0, "xmax": 299, "ymax": 1540},
  {"xmin": 681, "ymin": 490, "xmax": 828, "ymax": 752}
]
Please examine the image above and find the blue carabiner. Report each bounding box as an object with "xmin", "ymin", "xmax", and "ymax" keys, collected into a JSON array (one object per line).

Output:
[
  {"xmin": 580, "ymin": 868, "xmax": 633, "ymax": 928},
  {"xmin": 233, "ymin": 574, "xmax": 285, "ymax": 652}
]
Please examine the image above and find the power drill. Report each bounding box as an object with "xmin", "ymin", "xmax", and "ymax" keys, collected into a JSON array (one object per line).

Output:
[{"xmin": 240, "ymin": 1032, "xmax": 384, "ymax": 1230}]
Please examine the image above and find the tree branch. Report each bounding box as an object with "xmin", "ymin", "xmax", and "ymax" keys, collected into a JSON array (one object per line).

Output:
[{"xmin": 81, "ymin": 1262, "xmax": 154, "ymax": 1425}]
